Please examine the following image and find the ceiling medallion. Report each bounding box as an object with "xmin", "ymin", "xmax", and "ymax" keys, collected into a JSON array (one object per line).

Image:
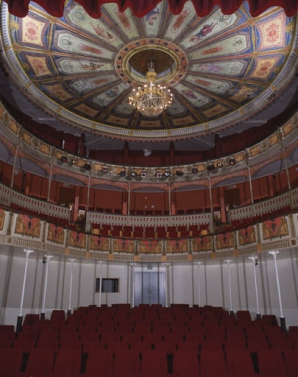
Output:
[
  {"xmin": 115, "ymin": 39, "xmax": 188, "ymax": 87},
  {"xmin": 128, "ymin": 60, "xmax": 173, "ymax": 117}
]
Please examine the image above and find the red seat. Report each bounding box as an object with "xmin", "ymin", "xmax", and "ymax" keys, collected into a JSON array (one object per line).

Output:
[
  {"xmin": 141, "ymin": 349, "xmax": 168, "ymax": 377},
  {"xmin": 284, "ymin": 349, "xmax": 298, "ymax": 376},
  {"xmin": 84, "ymin": 349, "xmax": 113, "ymax": 377},
  {"xmin": 258, "ymin": 349, "xmax": 288, "ymax": 377},
  {"xmin": 51, "ymin": 349, "xmax": 81, "ymax": 377},
  {"xmin": 226, "ymin": 349, "xmax": 258, "ymax": 377},
  {"xmin": 0, "ymin": 348, "xmax": 24, "ymax": 377},
  {"xmin": 20, "ymin": 349, "xmax": 55, "ymax": 377},
  {"xmin": 113, "ymin": 350, "xmax": 140, "ymax": 377},
  {"xmin": 50, "ymin": 310, "xmax": 66, "ymax": 326},
  {"xmin": 200, "ymin": 348, "xmax": 229, "ymax": 376},
  {"xmin": 173, "ymin": 349, "xmax": 199, "ymax": 377}
]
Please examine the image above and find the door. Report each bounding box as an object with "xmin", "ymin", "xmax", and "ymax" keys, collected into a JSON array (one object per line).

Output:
[{"xmin": 134, "ymin": 267, "xmax": 166, "ymax": 306}]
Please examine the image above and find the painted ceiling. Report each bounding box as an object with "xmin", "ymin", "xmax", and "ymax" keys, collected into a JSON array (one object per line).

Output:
[{"xmin": 1, "ymin": 0, "xmax": 297, "ymax": 141}]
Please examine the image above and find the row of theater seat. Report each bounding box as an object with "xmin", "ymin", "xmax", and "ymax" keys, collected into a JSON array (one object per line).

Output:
[
  {"xmin": 1, "ymin": 305, "xmax": 298, "ymax": 376},
  {"xmin": 1, "ymin": 346, "xmax": 298, "ymax": 377},
  {"xmin": 91, "ymin": 224, "xmax": 207, "ymax": 238}
]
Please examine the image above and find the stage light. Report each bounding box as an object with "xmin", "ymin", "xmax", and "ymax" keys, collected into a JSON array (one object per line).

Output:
[
  {"xmin": 176, "ymin": 170, "xmax": 183, "ymax": 176},
  {"xmin": 131, "ymin": 171, "xmax": 137, "ymax": 177},
  {"xmin": 84, "ymin": 163, "xmax": 91, "ymax": 170},
  {"xmin": 120, "ymin": 171, "xmax": 126, "ymax": 177},
  {"xmin": 192, "ymin": 168, "xmax": 198, "ymax": 174},
  {"xmin": 102, "ymin": 167, "xmax": 108, "ymax": 174},
  {"xmin": 59, "ymin": 156, "xmax": 67, "ymax": 163},
  {"xmin": 141, "ymin": 171, "xmax": 147, "ymax": 178},
  {"xmin": 156, "ymin": 172, "xmax": 162, "ymax": 178},
  {"xmin": 229, "ymin": 158, "xmax": 236, "ymax": 165},
  {"xmin": 164, "ymin": 170, "xmax": 171, "ymax": 177},
  {"xmin": 217, "ymin": 161, "xmax": 223, "ymax": 168},
  {"xmin": 207, "ymin": 164, "xmax": 215, "ymax": 171}
]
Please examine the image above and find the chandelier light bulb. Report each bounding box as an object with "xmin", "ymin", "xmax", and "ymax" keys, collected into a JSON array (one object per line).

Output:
[{"xmin": 128, "ymin": 60, "xmax": 173, "ymax": 117}]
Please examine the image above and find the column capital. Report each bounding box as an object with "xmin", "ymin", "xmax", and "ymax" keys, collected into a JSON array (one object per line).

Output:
[
  {"xmin": 23, "ymin": 249, "xmax": 34, "ymax": 254},
  {"xmin": 248, "ymin": 256, "xmax": 258, "ymax": 262},
  {"xmin": 225, "ymin": 259, "xmax": 232, "ymax": 264},
  {"xmin": 269, "ymin": 250, "xmax": 279, "ymax": 257}
]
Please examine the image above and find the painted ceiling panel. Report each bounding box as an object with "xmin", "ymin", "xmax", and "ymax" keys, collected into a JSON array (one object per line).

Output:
[{"xmin": 1, "ymin": 1, "xmax": 297, "ymax": 140}]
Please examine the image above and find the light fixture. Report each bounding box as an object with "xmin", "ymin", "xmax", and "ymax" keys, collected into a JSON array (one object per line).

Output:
[
  {"xmin": 102, "ymin": 167, "xmax": 108, "ymax": 174},
  {"xmin": 164, "ymin": 170, "xmax": 171, "ymax": 177},
  {"xmin": 128, "ymin": 60, "xmax": 173, "ymax": 117},
  {"xmin": 141, "ymin": 171, "xmax": 147, "ymax": 178},
  {"xmin": 229, "ymin": 158, "xmax": 236, "ymax": 165},
  {"xmin": 119, "ymin": 171, "xmax": 126, "ymax": 177},
  {"xmin": 156, "ymin": 172, "xmax": 162, "ymax": 178},
  {"xmin": 131, "ymin": 171, "xmax": 137, "ymax": 177},
  {"xmin": 192, "ymin": 168, "xmax": 198, "ymax": 174}
]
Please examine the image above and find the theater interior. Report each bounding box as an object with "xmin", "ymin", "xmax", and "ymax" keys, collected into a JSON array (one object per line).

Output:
[{"xmin": 0, "ymin": 0, "xmax": 297, "ymax": 375}]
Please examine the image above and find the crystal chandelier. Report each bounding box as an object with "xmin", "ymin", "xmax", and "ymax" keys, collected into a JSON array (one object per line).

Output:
[{"xmin": 129, "ymin": 60, "xmax": 173, "ymax": 117}]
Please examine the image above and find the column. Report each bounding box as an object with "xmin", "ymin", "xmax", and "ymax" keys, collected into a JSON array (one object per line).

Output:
[
  {"xmin": 208, "ymin": 176, "xmax": 213, "ymax": 210},
  {"xmin": 131, "ymin": 263, "xmax": 135, "ymax": 308},
  {"xmin": 47, "ymin": 155, "xmax": 54, "ymax": 201},
  {"xmin": 168, "ymin": 180, "xmax": 172, "ymax": 215},
  {"xmin": 280, "ymin": 131, "xmax": 291, "ymax": 191},
  {"xmin": 197, "ymin": 262, "xmax": 202, "ymax": 307},
  {"xmin": 247, "ymin": 165, "xmax": 254, "ymax": 204},
  {"xmin": 86, "ymin": 172, "xmax": 91, "ymax": 211},
  {"xmin": 269, "ymin": 251, "xmax": 286, "ymax": 333},
  {"xmin": 225, "ymin": 260, "xmax": 233, "ymax": 315},
  {"xmin": 128, "ymin": 181, "xmax": 131, "ymax": 215},
  {"xmin": 248, "ymin": 256, "xmax": 261, "ymax": 320},
  {"xmin": 17, "ymin": 249, "xmax": 34, "ymax": 334},
  {"xmin": 98, "ymin": 261, "xmax": 103, "ymax": 307},
  {"xmin": 10, "ymin": 144, "xmax": 19, "ymax": 188},
  {"xmin": 164, "ymin": 263, "xmax": 170, "ymax": 307},
  {"xmin": 67, "ymin": 259, "xmax": 76, "ymax": 316},
  {"xmin": 41, "ymin": 255, "xmax": 53, "ymax": 320}
]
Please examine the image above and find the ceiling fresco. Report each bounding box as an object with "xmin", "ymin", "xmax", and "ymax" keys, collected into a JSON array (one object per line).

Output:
[{"xmin": 0, "ymin": 1, "xmax": 297, "ymax": 140}]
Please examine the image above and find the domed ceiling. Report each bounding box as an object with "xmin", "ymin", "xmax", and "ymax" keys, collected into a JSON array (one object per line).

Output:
[{"xmin": 0, "ymin": 1, "xmax": 297, "ymax": 141}]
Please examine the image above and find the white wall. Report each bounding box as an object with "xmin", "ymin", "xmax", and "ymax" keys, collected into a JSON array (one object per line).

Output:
[{"xmin": 0, "ymin": 246, "xmax": 298, "ymax": 328}]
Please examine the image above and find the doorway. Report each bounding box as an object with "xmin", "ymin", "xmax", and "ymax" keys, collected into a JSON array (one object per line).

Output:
[{"xmin": 134, "ymin": 265, "xmax": 166, "ymax": 306}]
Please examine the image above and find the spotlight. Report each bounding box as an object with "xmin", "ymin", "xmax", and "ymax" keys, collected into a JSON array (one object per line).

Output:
[
  {"xmin": 120, "ymin": 171, "xmax": 126, "ymax": 177},
  {"xmin": 84, "ymin": 163, "xmax": 91, "ymax": 170},
  {"xmin": 192, "ymin": 168, "xmax": 198, "ymax": 174},
  {"xmin": 164, "ymin": 170, "xmax": 171, "ymax": 177},
  {"xmin": 102, "ymin": 167, "xmax": 108, "ymax": 174},
  {"xmin": 217, "ymin": 161, "xmax": 223, "ymax": 168},
  {"xmin": 176, "ymin": 170, "xmax": 183, "ymax": 176},
  {"xmin": 131, "ymin": 171, "xmax": 137, "ymax": 177},
  {"xmin": 156, "ymin": 172, "xmax": 162, "ymax": 178},
  {"xmin": 207, "ymin": 164, "xmax": 214, "ymax": 171},
  {"xmin": 229, "ymin": 158, "xmax": 236, "ymax": 165},
  {"xmin": 141, "ymin": 171, "xmax": 147, "ymax": 178},
  {"xmin": 68, "ymin": 158, "xmax": 77, "ymax": 166},
  {"xmin": 59, "ymin": 156, "xmax": 67, "ymax": 163}
]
